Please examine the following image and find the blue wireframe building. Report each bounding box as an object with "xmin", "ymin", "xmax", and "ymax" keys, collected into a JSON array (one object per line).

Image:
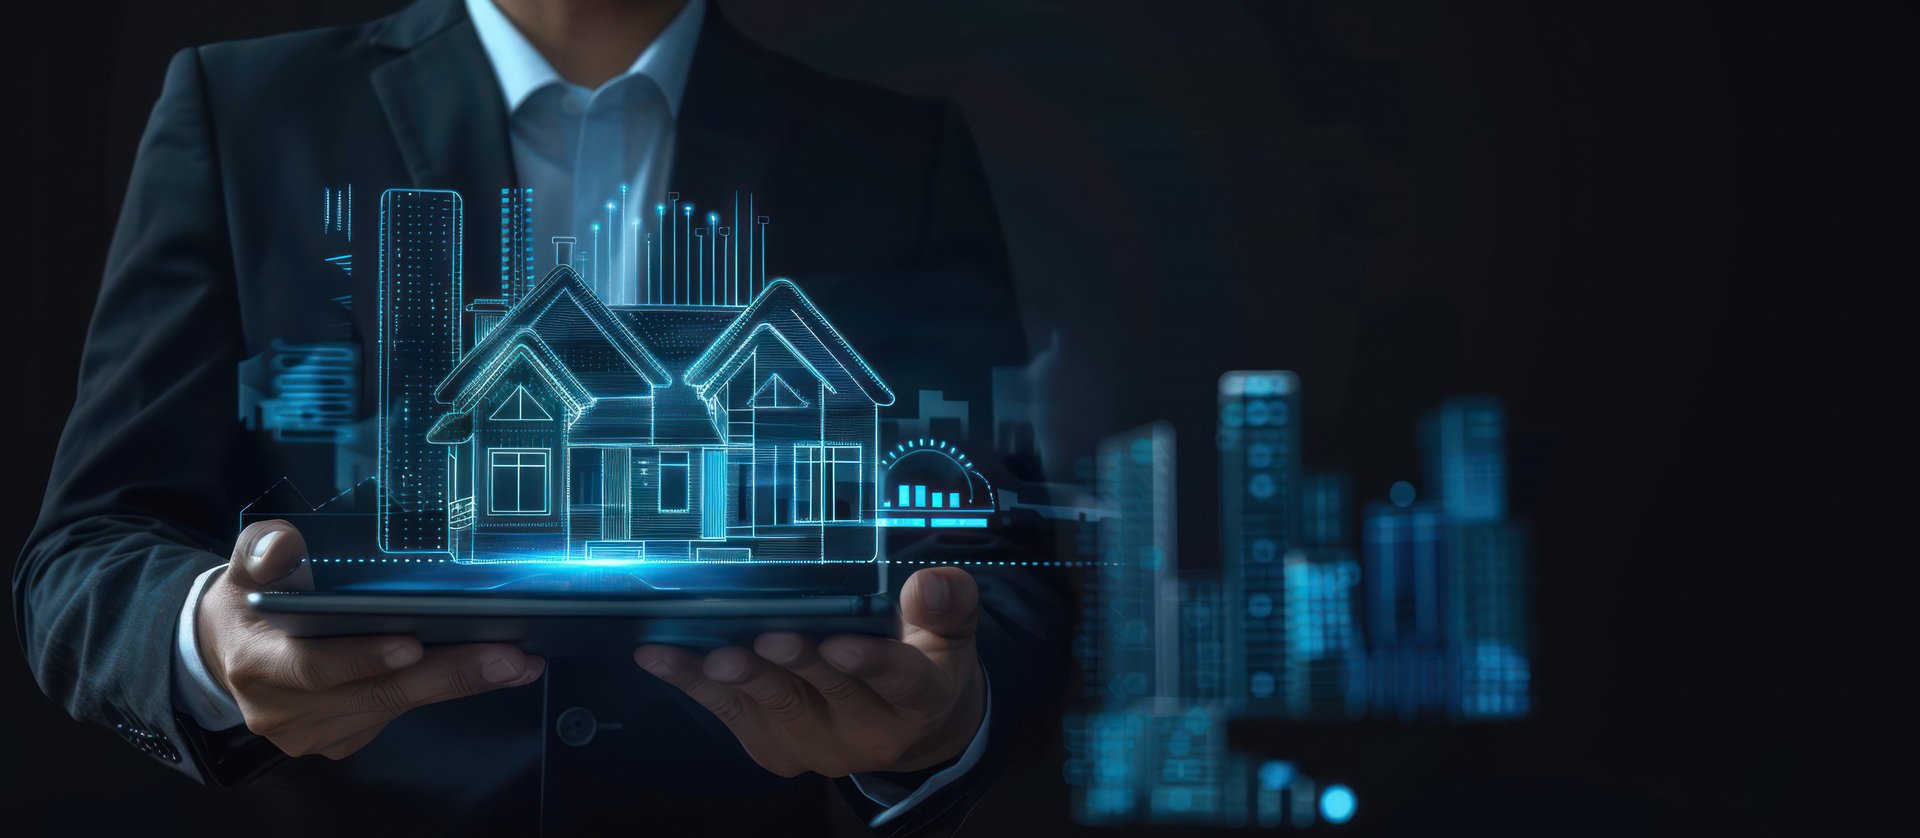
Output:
[
  {"xmin": 377, "ymin": 188, "xmax": 462, "ymax": 552},
  {"xmin": 1219, "ymin": 371, "xmax": 1301, "ymax": 714}
]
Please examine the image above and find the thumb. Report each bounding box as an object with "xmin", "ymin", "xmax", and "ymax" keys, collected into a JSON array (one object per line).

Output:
[
  {"xmin": 227, "ymin": 520, "xmax": 313, "ymax": 591},
  {"xmin": 900, "ymin": 567, "xmax": 978, "ymax": 646}
]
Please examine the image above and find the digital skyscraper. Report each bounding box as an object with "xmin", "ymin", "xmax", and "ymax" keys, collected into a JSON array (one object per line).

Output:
[
  {"xmin": 1219, "ymin": 371, "xmax": 1301, "ymax": 713},
  {"xmin": 378, "ymin": 188, "xmax": 462, "ymax": 553},
  {"xmin": 1282, "ymin": 547, "xmax": 1366, "ymax": 719},
  {"xmin": 1179, "ymin": 575, "xmax": 1229, "ymax": 703},
  {"xmin": 1422, "ymin": 396, "xmax": 1508, "ymax": 524},
  {"xmin": 1362, "ymin": 500, "xmax": 1451, "ymax": 718},
  {"xmin": 1450, "ymin": 522, "xmax": 1531, "ymax": 718},
  {"xmin": 1095, "ymin": 422, "xmax": 1180, "ymax": 704},
  {"xmin": 499, "ymin": 187, "xmax": 534, "ymax": 304}
]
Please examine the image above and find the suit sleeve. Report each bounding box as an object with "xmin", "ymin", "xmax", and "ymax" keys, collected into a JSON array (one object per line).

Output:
[
  {"xmin": 11, "ymin": 47, "xmax": 276, "ymax": 785},
  {"xmin": 833, "ymin": 101, "xmax": 1074, "ymax": 837}
]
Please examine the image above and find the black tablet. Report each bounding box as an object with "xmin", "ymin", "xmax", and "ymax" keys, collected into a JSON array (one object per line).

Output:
[{"xmin": 249, "ymin": 591, "xmax": 898, "ymax": 656}]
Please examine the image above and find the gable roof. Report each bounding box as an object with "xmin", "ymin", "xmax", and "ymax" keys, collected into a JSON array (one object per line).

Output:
[
  {"xmin": 434, "ymin": 265, "xmax": 671, "ymax": 404},
  {"xmin": 748, "ymin": 373, "xmax": 810, "ymax": 408},
  {"xmin": 683, "ymin": 279, "xmax": 895, "ymax": 406},
  {"xmin": 445, "ymin": 329, "xmax": 594, "ymax": 414}
]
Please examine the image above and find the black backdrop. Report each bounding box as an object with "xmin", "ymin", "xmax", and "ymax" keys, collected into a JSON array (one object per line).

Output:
[{"xmin": 0, "ymin": 1, "xmax": 1875, "ymax": 834}]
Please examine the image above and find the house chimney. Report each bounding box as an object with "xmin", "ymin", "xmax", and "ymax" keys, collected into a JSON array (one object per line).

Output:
[{"xmin": 552, "ymin": 236, "xmax": 576, "ymax": 269}]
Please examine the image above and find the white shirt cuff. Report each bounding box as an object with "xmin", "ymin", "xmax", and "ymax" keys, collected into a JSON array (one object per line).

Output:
[
  {"xmin": 172, "ymin": 564, "xmax": 246, "ymax": 731},
  {"xmin": 849, "ymin": 676, "xmax": 991, "ymax": 828}
]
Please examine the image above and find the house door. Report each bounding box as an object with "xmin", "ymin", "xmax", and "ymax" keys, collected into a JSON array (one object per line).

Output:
[{"xmin": 702, "ymin": 448, "xmax": 727, "ymax": 538}]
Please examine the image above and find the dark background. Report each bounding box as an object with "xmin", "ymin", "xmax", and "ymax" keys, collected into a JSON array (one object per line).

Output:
[{"xmin": 0, "ymin": 0, "xmax": 1876, "ymax": 834}]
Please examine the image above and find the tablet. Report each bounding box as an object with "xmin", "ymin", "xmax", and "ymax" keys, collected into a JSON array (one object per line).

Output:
[{"xmin": 249, "ymin": 591, "xmax": 899, "ymax": 656}]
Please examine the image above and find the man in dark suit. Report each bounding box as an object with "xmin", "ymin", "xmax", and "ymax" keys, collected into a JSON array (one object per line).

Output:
[{"xmin": 13, "ymin": 0, "xmax": 1067, "ymax": 833}]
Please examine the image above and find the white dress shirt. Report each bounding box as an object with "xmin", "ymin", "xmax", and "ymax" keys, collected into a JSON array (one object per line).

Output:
[{"xmin": 172, "ymin": 0, "xmax": 987, "ymax": 821}]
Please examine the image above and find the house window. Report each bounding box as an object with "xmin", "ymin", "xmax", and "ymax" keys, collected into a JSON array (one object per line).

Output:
[
  {"xmin": 488, "ymin": 448, "xmax": 550, "ymax": 515},
  {"xmin": 794, "ymin": 445, "xmax": 862, "ymax": 522},
  {"xmin": 659, "ymin": 450, "xmax": 690, "ymax": 512}
]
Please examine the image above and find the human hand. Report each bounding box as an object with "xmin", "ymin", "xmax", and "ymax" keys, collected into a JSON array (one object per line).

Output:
[
  {"xmin": 636, "ymin": 567, "xmax": 986, "ymax": 778},
  {"xmin": 194, "ymin": 519, "xmax": 546, "ymax": 758}
]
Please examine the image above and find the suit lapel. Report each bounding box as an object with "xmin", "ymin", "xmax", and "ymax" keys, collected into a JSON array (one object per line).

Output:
[{"xmin": 370, "ymin": 4, "xmax": 518, "ymax": 195}]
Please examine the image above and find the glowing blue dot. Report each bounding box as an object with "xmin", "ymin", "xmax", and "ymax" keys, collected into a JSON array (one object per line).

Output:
[
  {"xmin": 1258, "ymin": 760, "xmax": 1295, "ymax": 790},
  {"xmin": 1389, "ymin": 481, "xmax": 1416, "ymax": 508},
  {"xmin": 606, "ymin": 201, "xmax": 615, "ymax": 210},
  {"xmin": 1320, "ymin": 784, "xmax": 1356, "ymax": 824},
  {"xmin": 1129, "ymin": 438, "xmax": 1155, "ymax": 464},
  {"xmin": 1249, "ymin": 473, "xmax": 1276, "ymax": 499},
  {"xmin": 1248, "ymin": 443, "xmax": 1274, "ymax": 468},
  {"xmin": 1248, "ymin": 593, "xmax": 1274, "ymax": 619}
]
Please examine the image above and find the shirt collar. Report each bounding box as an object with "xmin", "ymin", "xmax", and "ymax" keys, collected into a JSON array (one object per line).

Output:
[{"xmin": 464, "ymin": 0, "xmax": 705, "ymax": 116}]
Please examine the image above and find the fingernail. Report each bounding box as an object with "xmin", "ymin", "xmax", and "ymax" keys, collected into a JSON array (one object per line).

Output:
[
  {"xmin": 482, "ymin": 655, "xmax": 523, "ymax": 684},
  {"xmin": 640, "ymin": 656, "xmax": 674, "ymax": 676},
  {"xmin": 824, "ymin": 645, "xmax": 862, "ymax": 672},
  {"xmin": 758, "ymin": 634, "xmax": 802, "ymax": 664},
  {"xmin": 517, "ymin": 656, "xmax": 547, "ymax": 684},
  {"xmin": 249, "ymin": 531, "xmax": 282, "ymax": 560},
  {"xmin": 383, "ymin": 643, "xmax": 422, "ymax": 669},
  {"xmin": 921, "ymin": 572, "xmax": 951, "ymax": 612},
  {"xmin": 707, "ymin": 654, "xmax": 744, "ymax": 681}
]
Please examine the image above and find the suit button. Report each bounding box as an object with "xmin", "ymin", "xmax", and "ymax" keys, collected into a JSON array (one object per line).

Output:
[{"xmin": 555, "ymin": 707, "xmax": 598, "ymax": 746}]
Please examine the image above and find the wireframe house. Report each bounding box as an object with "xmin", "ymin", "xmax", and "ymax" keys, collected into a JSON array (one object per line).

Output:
[{"xmin": 417, "ymin": 266, "xmax": 893, "ymax": 563}]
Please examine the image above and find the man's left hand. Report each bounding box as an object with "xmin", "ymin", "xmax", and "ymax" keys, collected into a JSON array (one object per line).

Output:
[{"xmin": 636, "ymin": 566, "xmax": 985, "ymax": 778}]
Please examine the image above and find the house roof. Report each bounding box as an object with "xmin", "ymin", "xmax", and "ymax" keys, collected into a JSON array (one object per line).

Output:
[
  {"xmin": 683, "ymin": 279, "xmax": 895, "ymax": 406},
  {"xmin": 570, "ymin": 397, "xmax": 657, "ymax": 444},
  {"xmin": 442, "ymin": 329, "xmax": 595, "ymax": 414},
  {"xmin": 434, "ymin": 265, "xmax": 671, "ymax": 404}
]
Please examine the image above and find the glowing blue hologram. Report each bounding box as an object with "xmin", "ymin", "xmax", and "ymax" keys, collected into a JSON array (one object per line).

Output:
[
  {"xmin": 747, "ymin": 372, "xmax": 810, "ymax": 408},
  {"xmin": 377, "ymin": 189, "xmax": 463, "ymax": 553},
  {"xmin": 486, "ymin": 448, "xmax": 551, "ymax": 515},
  {"xmin": 1389, "ymin": 479, "xmax": 1416, "ymax": 508},
  {"xmin": 488, "ymin": 385, "xmax": 555, "ymax": 421},
  {"xmin": 876, "ymin": 438, "xmax": 997, "ymax": 531},
  {"xmin": 1282, "ymin": 547, "xmax": 1367, "ymax": 719},
  {"xmin": 1219, "ymin": 371, "xmax": 1301, "ymax": 716},
  {"xmin": 238, "ymin": 340, "xmax": 359, "ymax": 444},
  {"xmin": 372, "ymin": 199, "xmax": 889, "ymax": 563},
  {"xmin": 1319, "ymin": 784, "xmax": 1356, "ymax": 824},
  {"xmin": 1257, "ymin": 760, "xmax": 1295, "ymax": 790}
]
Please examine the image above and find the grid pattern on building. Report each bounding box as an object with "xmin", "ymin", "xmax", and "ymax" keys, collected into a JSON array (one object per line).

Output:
[
  {"xmin": 1179, "ymin": 576, "xmax": 1229, "ymax": 703},
  {"xmin": 1363, "ymin": 502, "xmax": 1451, "ymax": 718},
  {"xmin": 378, "ymin": 189, "xmax": 462, "ymax": 552},
  {"xmin": 1095, "ymin": 423, "xmax": 1179, "ymax": 704},
  {"xmin": 1282, "ymin": 547, "xmax": 1366, "ymax": 719},
  {"xmin": 1451, "ymin": 523, "xmax": 1530, "ymax": 718},
  {"xmin": 1218, "ymin": 371, "xmax": 1300, "ymax": 712},
  {"xmin": 500, "ymin": 188, "xmax": 534, "ymax": 304}
]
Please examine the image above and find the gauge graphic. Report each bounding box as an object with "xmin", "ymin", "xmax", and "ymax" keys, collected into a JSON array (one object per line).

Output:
[{"xmin": 878, "ymin": 438, "xmax": 996, "ymax": 529}]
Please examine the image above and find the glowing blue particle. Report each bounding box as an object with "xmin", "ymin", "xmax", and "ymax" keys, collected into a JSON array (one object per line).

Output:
[
  {"xmin": 1249, "ymin": 473, "xmax": 1276, "ymax": 499},
  {"xmin": 1389, "ymin": 481, "xmax": 1416, "ymax": 508},
  {"xmin": 1320, "ymin": 784, "xmax": 1356, "ymax": 824},
  {"xmin": 1248, "ymin": 442, "xmax": 1274, "ymax": 468},
  {"xmin": 1258, "ymin": 760, "xmax": 1296, "ymax": 790},
  {"xmin": 1248, "ymin": 593, "xmax": 1274, "ymax": 619},
  {"xmin": 1130, "ymin": 437, "xmax": 1155, "ymax": 464}
]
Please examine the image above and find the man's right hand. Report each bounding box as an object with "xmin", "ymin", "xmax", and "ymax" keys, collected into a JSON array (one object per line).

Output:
[{"xmin": 195, "ymin": 519, "xmax": 545, "ymax": 759}]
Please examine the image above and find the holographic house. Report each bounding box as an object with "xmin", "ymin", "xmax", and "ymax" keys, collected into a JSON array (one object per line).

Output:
[{"xmin": 405, "ymin": 264, "xmax": 892, "ymax": 563}]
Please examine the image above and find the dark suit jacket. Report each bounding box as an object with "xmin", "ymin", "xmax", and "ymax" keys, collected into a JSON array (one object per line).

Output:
[{"xmin": 13, "ymin": 0, "xmax": 1067, "ymax": 834}]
